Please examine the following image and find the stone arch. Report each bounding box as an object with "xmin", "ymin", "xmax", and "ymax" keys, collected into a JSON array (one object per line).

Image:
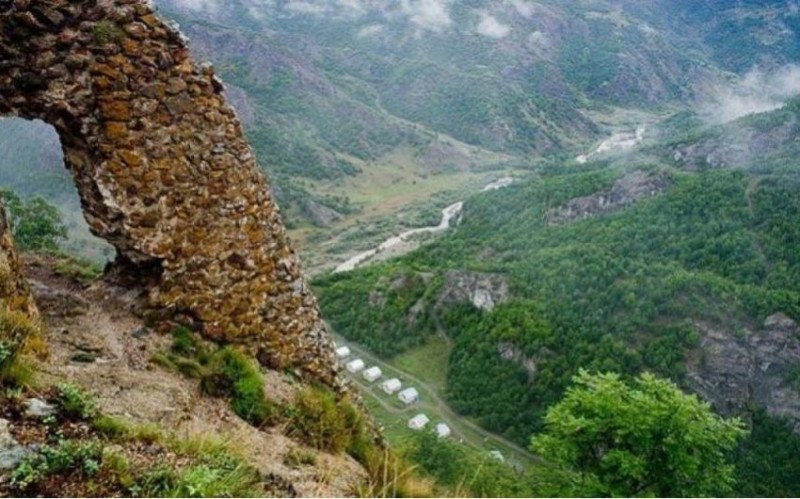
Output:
[{"xmin": 0, "ymin": 0, "xmax": 340, "ymax": 387}]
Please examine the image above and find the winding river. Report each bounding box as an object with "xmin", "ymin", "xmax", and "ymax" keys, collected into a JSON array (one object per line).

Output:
[
  {"xmin": 334, "ymin": 177, "xmax": 513, "ymax": 273},
  {"xmin": 575, "ymin": 125, "xmax": 646, "ymax": 164}
]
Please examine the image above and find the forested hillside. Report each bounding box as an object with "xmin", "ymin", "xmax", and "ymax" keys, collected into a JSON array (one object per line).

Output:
[
  {"xmin": 2, "ymin": 0, "xmax": 800, "ymax": 496},
  {"xmin": 314, "ymin": 100, "xmax": 800, "ymax": 495},
  {"xmin": 8, "ymin": 0, "xmax": 799, "ymax": 233}
]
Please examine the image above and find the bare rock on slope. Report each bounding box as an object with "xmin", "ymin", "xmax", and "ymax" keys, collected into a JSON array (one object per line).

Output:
[
  {"xmin": 687, "ymin": 313, "xmax": 800, "ymax": 431},
  {"xmin": 547, "ymin": 170, "xmax": 670, "ymax": 225},
  {"xmin": 437, "ymin": 270, "xmax": 510, "ymax": 312}
]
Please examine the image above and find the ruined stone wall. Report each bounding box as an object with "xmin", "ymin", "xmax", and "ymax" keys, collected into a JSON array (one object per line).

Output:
[{"xmin": 0, "ymin": 0, "xmax": 341, "ymax": 387}]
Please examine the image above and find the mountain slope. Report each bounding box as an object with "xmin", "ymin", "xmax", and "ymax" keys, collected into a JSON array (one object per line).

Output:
[
  {"xmin": 4, "ymin": 0, "xmax": 798, "ymax": 235},
  {"xmin": 313, "ymin": 100, "xmax": 800, "ymax": 494}
]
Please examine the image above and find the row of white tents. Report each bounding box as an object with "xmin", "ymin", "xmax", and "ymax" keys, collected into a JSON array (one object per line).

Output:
[
  {"xmin": 338, "ymin": 345, "xmax": 420, "ymax": 404},
  {"xmin": 336, "ymin": 342, "xmax": 450, "ymax": 438},
  {"xmin": 407, "ymin": 414, "xmax": 451, "ymax": 438}
]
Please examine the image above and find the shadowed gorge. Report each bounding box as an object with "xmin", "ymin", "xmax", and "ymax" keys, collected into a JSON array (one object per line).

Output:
[{"xmin": 0, "ymin": 0, "xmax": 342, "ymax": 387}]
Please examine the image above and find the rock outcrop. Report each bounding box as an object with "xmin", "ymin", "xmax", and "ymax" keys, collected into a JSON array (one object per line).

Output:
[
  {"xmin": 0, "ymin": 1, "xmax": 340, "ymax": 387},
  {"xmin": 436, "ymin": 270, "xmax": 510, "ymax": 312},
  {"xmin": 547, "ymin": 170, "xmax": 670, "ymax": 225},
  {"xmin": 671, "ymin": 113, "xmax": 799, "ymax": 171},
  {"xmin": 0, "ymin": 202, "xmax": 39, "ymax": 321},
  {"xmin": 686, "ymin": 314, "xmax": 800, "ymax": 431}
]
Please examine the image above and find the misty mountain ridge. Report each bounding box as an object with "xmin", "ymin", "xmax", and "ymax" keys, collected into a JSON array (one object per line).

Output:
[
  {"xmin": 2, "ymin": 0, "xmax": 800, "ymax": 497},
  {"xmin": 3, "ymin": 0, "xmax": 800, "ymax": 234}
]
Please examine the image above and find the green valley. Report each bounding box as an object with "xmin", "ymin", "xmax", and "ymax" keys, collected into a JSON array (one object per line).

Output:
[
  {"xmin": 315, "ymin": 100, "xmax": 800, "ymax": 495},
  {"xmin": 2, "ymin": 0, "xmax": 800, "ymax": 495}
]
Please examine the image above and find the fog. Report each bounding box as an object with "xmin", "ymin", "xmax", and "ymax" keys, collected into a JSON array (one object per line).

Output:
[{"xmin": 701, "ymin": 65, "xmax": 800, "ymax": 123}]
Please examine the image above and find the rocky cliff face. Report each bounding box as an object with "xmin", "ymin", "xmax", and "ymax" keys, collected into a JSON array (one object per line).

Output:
[
  {"xmin": 547, "ymin": 170, "xmax": 670, "ymax": 225},
  {"xmin": 687, "ymin": 314, "xmax": 800, "ymax": 430},
  {"xmin": 671, "ymin": 113, "xmax": 799, "ymax": 171},
  {"xmin": 436, "ymin": 270, "xmax": 510, "ymax": 312},
  {"xmin": 0, "ymin": 0, "xmax": 341, "ymax": 387}
]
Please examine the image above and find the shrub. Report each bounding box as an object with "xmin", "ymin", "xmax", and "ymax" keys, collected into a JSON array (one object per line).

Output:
[
  {"xmin": 0, "ymin": 310, "xmax": 39, "ymax": 386},
  {"xmin": 201, "ymin": 347, "xmax": 275, "ymax": 426},
  {"xmin": 0, "ymin": 189, "xmax": 67, "ymax": 252},
  {"xmin": 286, "ymin": 385, "xmax": 349, "ymax": 453},
  {"xmin": 11, "ymin": 439, "xmax": 103, "ymax": 492},
  {"xmin": 286, "ymin": 385, "xmax": 374, "ymax": 461},
  {"xmin": 56, "ymin": 383, "xmax": 98, "ymax": 420}
]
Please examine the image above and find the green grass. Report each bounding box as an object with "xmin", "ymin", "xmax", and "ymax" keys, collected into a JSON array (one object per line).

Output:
[
  {"xmin": 200, "ymin": 347, "xmax": 277, "ymax": 427},
  {"xmin": 363, "ymin": 396, "xmax": 414, "ymax": 445},
  {"xmin": 291, "ymin": 162, "xmax": 527, "ymax": 273},
  {"xmin": 390, "ymin": 336, "xmax": 451, "ymax": 393},
  {"xmin": 283, "ymin": 385, "xmax": 375, "ymax": 464},
  {"xmin": 337, "ymin": 335, "xmax": 537, "ymax": 470},
  {"xmin": 152, "ymin": 328, "xmax": 278, "ymax": 428}
]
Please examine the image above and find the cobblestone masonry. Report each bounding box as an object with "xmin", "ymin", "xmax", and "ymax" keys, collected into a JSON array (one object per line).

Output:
[{"xmin": 0, "ymin": 0, "xmax": 342, "ymax": 388}]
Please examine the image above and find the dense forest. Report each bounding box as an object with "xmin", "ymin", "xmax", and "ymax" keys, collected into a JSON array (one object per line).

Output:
[{"xmin": 314, "ymin": 103, "xmax": 800, "ymax": 495}]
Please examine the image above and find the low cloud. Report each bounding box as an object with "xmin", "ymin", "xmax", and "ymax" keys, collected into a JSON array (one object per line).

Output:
[
  {"xmin": 509, "ymin": 0, "xmax": 534, "ymax": 18},
  {"xmin": 477, "ymin": 12, "xmax": 511, "ymax": 39},
  {"xmin": 284, "ymin": 1, "xmax": 326, "ymax": 14},
  {"xmin": 701, "ymin": 65, "xmax": 800, "ymax": 123},
  {"xmin": 400, "ymin": 0, "xmax": 453, "ymax": 33},
  {"xmin": 171, "ymin": 0, "xmax": 220, "ymax": 13},
  {"xmin": 167, "ymin": 0, "xmax": 455, "ymax": 35},
  {"xmin": 357, "ymin": 24, "xmax": 385, "ymax": 38}
]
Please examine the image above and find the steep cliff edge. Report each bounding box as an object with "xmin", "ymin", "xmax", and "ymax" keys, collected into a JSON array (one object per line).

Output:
[
  {"xmin": 0, "ymin": 252, "xmax": 368, "ymax": 496},
  {"xmin": 0, "ymin": 2, "xmax": 387, "ymax": 495},
  {"xmin": 0, "ymin": 0, "xmax": 342, "ymax": 387},
  {"xmin": 687, "ymin": 314, "xmax": 800, "ymax": 430}
]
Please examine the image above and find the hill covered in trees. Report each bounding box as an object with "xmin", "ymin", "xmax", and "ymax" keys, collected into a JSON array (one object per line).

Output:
[{"xmin": 314, "ymin": 99, "xmax": 800, "ymax": 495}]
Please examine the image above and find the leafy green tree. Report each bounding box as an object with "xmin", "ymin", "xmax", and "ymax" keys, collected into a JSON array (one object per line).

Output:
[
  {"xmin": 530, "ymin": 370, "xmax": 747, "ymax": 497},
  {"xmin": 404, "ymin": 430, "xmax": 532, "ymax": 497},
  {"xmin": 1, "ymin": 189, "xmax": 67, "ymax": 252}
]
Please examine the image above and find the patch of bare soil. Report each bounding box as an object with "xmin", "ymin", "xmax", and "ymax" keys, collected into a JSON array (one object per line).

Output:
[{"xmin": 21, "ymin": 254, "xmax": 367, "ymax": 497}]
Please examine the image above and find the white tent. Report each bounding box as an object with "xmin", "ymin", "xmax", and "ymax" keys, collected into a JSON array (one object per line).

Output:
[
  {"xmin": 488, "ymin": 450, "xmax": 504, "ymax": 462},
  {"xmin": 346, "ymin": 359, "xmax": 365, "ymax": 373},
  {"xmin": 335, "ymin": 346, "xmax": 351, "ymax": 358},
  {"xmin": 381, "ymin": 378, "xmax": 402, "ymax": 395},
  {"xmin": 408, "ymin": 414, "xmax": 430, "ymax": 430},
  {"xmin": 362, "ymin": 366, "xmax": 382, "ymax": 382},
  {"xmin": 398, "ymin": 387, "xmax": 419, "ymax": 405},
  {"xmin": 435, "ymin": 423, "xmax": 451, "ymax": 438}
]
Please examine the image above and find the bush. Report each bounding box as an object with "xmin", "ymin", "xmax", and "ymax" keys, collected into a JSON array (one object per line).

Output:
[
  {"xmin": 1, "ymin": 189, "xmax": 67, "ymax": 252},
  {"xmin": 286, "ymin": 385, "xmax": 374, "ymax": 461},
  {"xmin": 402, "ymin": 431, "xmax": 530, "ymax": 497},
  {"xmin": 56, "ymin": 383, "xmax": 98, "ymax": 420},
  {"xmin": 286, "ymin": 385, "xmax": 348, "ymax": 453},
  {"xmin": 0, "ymin": 310, "xmax": 38, "ymax": 386},
  {"xmin": 11, "ymin": 439, "xmax": 103, "ymax": 492},
  {"xmin": 201, "ymin": 347, "xmax": 275, "ymax": 426}
]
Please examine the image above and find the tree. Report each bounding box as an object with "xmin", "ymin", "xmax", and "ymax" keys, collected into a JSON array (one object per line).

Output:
[
  {"xmin": 0, "ymin": 189, "xmax": 67, "ymax": 252},
  {"xmin": 530, "ymin": 370, "xmax": 747, "ymax": 497}
]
